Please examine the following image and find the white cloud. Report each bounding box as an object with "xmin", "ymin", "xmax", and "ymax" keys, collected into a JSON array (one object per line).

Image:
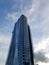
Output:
[
  {"xmin": 0, "ymin": 33, "xmax": 11, "ymax": 44},
  {"xmin": 38, "ymin": 62, "xmax": 49, "ymax": 65},
  {"xmin": 34, "ymin": 37, "xmax": 49, "ymax": 53},
  {"xmin": 0, "ymin": 51, "xmax": 8, "ymax": 65},
  {"xmin": 21, "ymin": 0, "xmax": 41, "ymax": 19},
  {"xmin": 6, "ymin": 13, "xmax": 20, "ymax": 22},
  {"xmin": 6, "ymin": 0, "xmax": 41, "ymax": 22},
  {"xmin": 0, "ymin": 33, "xmax": 11, "ymax": 65},
  {"xmin": 27, "ymin": 0, "xmax": 40, "ymax": 16}
]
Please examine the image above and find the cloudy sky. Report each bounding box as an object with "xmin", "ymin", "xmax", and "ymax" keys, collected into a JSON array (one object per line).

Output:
[{"xmin": 0, "ymin": 0, "xmax": 49, "ymax": 65}]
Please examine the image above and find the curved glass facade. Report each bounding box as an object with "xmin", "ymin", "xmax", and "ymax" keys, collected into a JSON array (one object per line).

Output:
[{"xmin": 6, "ymin": 15, "xmax": 34, "ymax": 65}]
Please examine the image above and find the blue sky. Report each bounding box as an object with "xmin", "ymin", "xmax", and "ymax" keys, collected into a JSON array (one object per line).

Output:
[{"xmin": 0, "ymin": 0, "xmax": 49, "ymax": 65}]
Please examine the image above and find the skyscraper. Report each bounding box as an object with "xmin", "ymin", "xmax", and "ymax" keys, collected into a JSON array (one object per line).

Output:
[{"xmin": 6, "ymin": 15, "xmax": 34, "ymax": 65}]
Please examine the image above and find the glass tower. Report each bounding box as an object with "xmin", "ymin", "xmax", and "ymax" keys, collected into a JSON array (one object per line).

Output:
[{"xmin": 6, "ymin": 15, "xmax": 34, "ymax": 65}]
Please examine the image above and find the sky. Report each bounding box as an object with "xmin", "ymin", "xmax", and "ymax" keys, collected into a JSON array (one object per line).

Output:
[{"xmin": 0, "ymin": 0, "xmax": 49, "ymax": 65}]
